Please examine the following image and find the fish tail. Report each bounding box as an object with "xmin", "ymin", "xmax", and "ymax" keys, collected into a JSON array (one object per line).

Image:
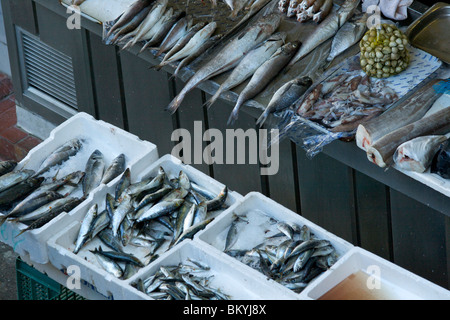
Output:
[
  {"xmin": 205, "ymin": 89, "xmax": 221, "ymax": 109},
  {"xmin": 0, "ymin": 216, "xmax": 7, "ymax": 227},
  {"xmin": 256, "ymin": 110, "xmax": 269, "ymax": 128},
  {"xmin": 227, "ymin": 102, "xmax": 243, "ymax": 126},
  {"xmin": 166, "ymin": 94, "xmax": 185, "ymax": 114},
  {"xmin": 15, "ymin": 228, "xmax": 28, "ymax": 239},
  {"xmin": 121, "ymin": 39, "xmax": 134, "ymax": 51}
]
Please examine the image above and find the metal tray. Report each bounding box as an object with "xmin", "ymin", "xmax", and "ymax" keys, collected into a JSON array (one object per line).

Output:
[{"xmin": 406, "ymin": 2, "xmax": 450, "ymax": 64}]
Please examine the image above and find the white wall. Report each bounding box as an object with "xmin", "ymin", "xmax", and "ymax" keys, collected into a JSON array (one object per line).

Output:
[{"xmin": 0, "ymin": 5, "xmax": 11, "ymax": 76}]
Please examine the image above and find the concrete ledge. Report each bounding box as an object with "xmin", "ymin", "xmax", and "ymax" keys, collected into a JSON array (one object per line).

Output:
[{"xmin": 16, "ymin": 105, "xmax": 57, "ymax": 141}]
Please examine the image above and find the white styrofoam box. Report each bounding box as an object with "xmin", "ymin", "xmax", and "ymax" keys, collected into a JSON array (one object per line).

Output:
[
  {"xmin": 195, "ymin": 192, "xmax": 354, "ymax": 298},
  {"xmin": 304, "ymin": 247, "xmax": 450, "ymax": 300},
  {"xmin": 47, "ymin": 154, "xmax": 243, "ymax": 299},
  {"xmin": 0, "ymin": 112, "xmax": 158, "ymax": 264},
  {"xmin": 122, "ymin": 240, "xmax": 300, "ymax": 300}
]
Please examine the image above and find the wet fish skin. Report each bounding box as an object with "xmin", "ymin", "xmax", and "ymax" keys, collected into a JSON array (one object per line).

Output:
[
  {"xmin": 82, "ymin": 149, "xmax": 105, "ymax": 196},
  {"xmin": 107, "ymin": 0, "xmax": 154, "ymax": 39},
  {"xmin": 0, "ymin": 160, "xmax": 17, "ymax": 177},
  {"xmin": 154, "ymin": 14, "xmax": 192, "ymax": 57},
  {"xmin": 0, "ymin": 169, "xmax": 35, "ymax": 194},
  {"xmin": 173, "ymin": 218, "xmax": 214, "ymax": 246},
  {"xmin": 394, "ymin": 135, "xmax": 448, "ymax": 173},
  {"xmin": 134, "ymin": 185, "xmax": 173, "ymax": 212},
  {"xmin": 166, "ymin": 12, "xmax": 282, "ymax": 114},
  {"xmin": 101, "ymin": 153, "xmax": 126, "ymax": 185},
  {"xmin": 256, "ymin": 76, "xmax": 312, "ymax": 127},
  {"xmin": 115, "ymin": 168, "xmax": 131, "ymax": 201},
  {"xmin": 73, "ymin": 203, "xmax": 98, "ymax": 254},
  {"xmin": 90, "ymin": 246, "xmax": 144, "ymax": 267},
  {"xmin": 36, "ymin": 138, "xmax": 82, "ymax": 176},
  {"xmin": 228, "ymin": 41, "xmax": 300, "ymax": 125},
  {"xmin": 92, "ymin": 249, "xmax": 124, "ymax": 278},
  {"xmin": 0, "ymin": 176, "xmax": 44, "ymax": 207},
  {"xmin": 111, "ymin": 193, "xmax": 133, "ymax": 238},
  {"xmin": 205, "ymin": 186, "xmax": 228, "ymax": 211},
  {"xmin": 141, "ymin": 10, "xmax": 187, "ymax": 50},
  {"xmin": 135, "ymin": 198, "xmax": 184, "ymax": 223}
]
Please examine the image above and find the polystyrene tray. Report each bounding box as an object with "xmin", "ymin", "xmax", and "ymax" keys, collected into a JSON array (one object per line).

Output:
[{"xmin": 0, "ymin": 112, "xmax": 158, "ymax": 264}]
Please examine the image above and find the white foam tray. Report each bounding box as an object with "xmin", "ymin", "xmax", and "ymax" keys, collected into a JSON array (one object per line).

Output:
[
  {"xmin": 195, "ymin": 191, "xmax": 355, "ymax": 298},
  {"xmin": 47, "ymin": 154, "xmax": 243, "ymax": 300},
  {"xmin": 304, "ymin": 247, "xmax": 450, "ymax": 300},
  {"xmin": 61, "ymin": 0, "xmax": 135, "ymax": 23},
  {"xmin": 122, "ymin": 240, "xmax": 300, "ymax": 300},
  {"xmin": 0, "ymin": 112, "xmax": 159, "ymax": 264}
]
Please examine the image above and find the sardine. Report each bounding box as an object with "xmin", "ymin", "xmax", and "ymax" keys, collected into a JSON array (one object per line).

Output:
[
  {"xmin": 228, "ymin": 41, "xmax": 300, "ymax": 124},
  {"xmin": 135, "ymin": 199, "xmax": 184, "ymax": 223},
  {"xmin": 192, "ymin": 202, "xmax": 207, "ymax": 226},
  {"xmin": 111, "ymin": 193, "xmax": 133, "ymax": 237},
  {"xmin": 90, "ymin": 246, "xmax": 144, "ymax": 267},
  {"xmin": 0, "ymin": 169, "xmax": 35, "ymax": 194},
  {"xmin": 0, "ymin": 160, "xmax": 17, "ymax": 177},
  {"xmin": 224, "ymin": 215, "xmax": 241, "ymax": 252},
  {"xmin": 82, "ymin": 149, "xmax": 105, "ymax": 196},
  {"xmin": 73, "ymin": 203, "xmax": 98, "ymax": 254},
  {"xmin": 286, "ymin": 0, "xmax": 360, "ymax": 70},
  {"xmin": 155, "ymin": 14, "xmax": 193, "ymax": 57},
  {"xmin": 55, "ymin": 171, "xmax": 85, "ymax": 197},
  {"xmin": 134, "ymin": 185, "xmax": 173, "ymax": 212},
  {"xmin": 92, "ymin": 250, "xmax": 124, "ymax": 278},
  {"xmin": 256, "ymin": 76, "xmax": 312, "ymax": 127},
  {"xmin": 36, "ymin": 138, "xmax": 82, "ymax": 176},
  {"xmin": 101, "ymin": 153, "xmax": 126, "ymax": 185},
  {"xmin": 124, "ymin": 166, "xmax": 165, "ymax": 198},
  {"xmin": 205, "ymin": 186, "xmax": 228, "ymax": 211},
  {"xmin": 393, "ymin": 135, "xmax": 448, "ymax": 173},
  {"xmin": 173, "ymin": 218, "xmax": 214, "ymax": 246},
  {"xmin": 166, "ymin": 13, "xmax": 282, "ymax": 114},
  {"xmin": 115, "ymin": 168, "xmax": 131, "ymax": 201},
  {"xmin": 0, "ymin": 177, "xmax": 44, "ymax": 207},
  {"xmin": 106, "ymin": 0, "xmax": 155, "ymax": 38},
  {"xmin": 206, "ymin": 32, "xmax": 286, "ymax": 109},
  {"xmin": 90, "ymin": 210, "xmax": 110, "ymax": 240}
]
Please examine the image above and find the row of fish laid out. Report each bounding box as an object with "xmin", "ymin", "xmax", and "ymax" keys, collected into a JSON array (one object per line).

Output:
[
  {"xmin": 355, "ymin": 78, "xmax": 450, "ymax": 170},
  {"xmin": 71, "ymin": 165, "xmax": 229, "ymax": 279},
  {"xmin": 220, "ymin": 211, "xmax": 338, "ymax": 294},
  {"xmin": 133, "ymin": 260, "xmax": 230, "ymax": 299},
  {"xmin": 0, "ymin": 139, "xmax": 127, "ymax": 237},
  {"xmin": 278, "ymin": 0, "xmax": 333, "ymax": 23}
]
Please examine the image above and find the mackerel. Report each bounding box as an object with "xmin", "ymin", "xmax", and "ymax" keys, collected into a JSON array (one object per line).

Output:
[
  {"xmin": 82, "ymin": 149, "xmax": 105, "ymax": 196},
  {"xmin": 0, "ymin": 177, "xmax": 44, "ymax": 207},
  {"xmin": 73, "ymin": 203, "xmax": 98, "ymax": 254}
]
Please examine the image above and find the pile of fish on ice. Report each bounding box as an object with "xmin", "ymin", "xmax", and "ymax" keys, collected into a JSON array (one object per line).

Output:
[
  {"xmin": 0, "ymin": 139, "xmax": 127, "ymax": 237},
  {"xmin": 72, "ymin": 165, "xmax": 229, "ymax": 279}
]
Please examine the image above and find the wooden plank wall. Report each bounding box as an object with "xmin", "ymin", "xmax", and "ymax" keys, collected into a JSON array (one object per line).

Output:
[{"xmin": 5, "ymin": 0, "xmax": 450, "ymax": 291}]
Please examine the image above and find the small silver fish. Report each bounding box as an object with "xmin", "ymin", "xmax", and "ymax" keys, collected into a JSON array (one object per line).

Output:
[
  {"xmin": 101, "ymin": 153, "xmax": 126, "ymax": 185},
  {"xmin": 36, "ymin": 138, "xmax": 83, "ymax": 176},
  {"xmin": 73, "ymin": 203, "xmax": 98, "ymax": 254}
]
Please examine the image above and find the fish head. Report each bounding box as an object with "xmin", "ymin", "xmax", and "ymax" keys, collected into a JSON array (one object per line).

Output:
[{"xmin": 295, "ymin": 76, "xmax": 313, "ymax": 87}]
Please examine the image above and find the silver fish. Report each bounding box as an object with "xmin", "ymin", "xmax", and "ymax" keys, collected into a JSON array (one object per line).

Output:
[
  {"xmin": 135, "ymin": 199, "xmax": 184, "ymax": 223},
  {"xmin": 256, "ymin": 76, "xmax": 312, "ymax": 127},
  {"xmin": 124, "ymin": 166, "xmax": 165, "ymax": 198},
  {"xmin": 394, "ymin": 135, "xmax": 448, "ymax": 173},
  {"xmin": 155, "ymin": 14, "xmax": 193, "ymax": 57},
  {"xmin": 228, "ymin": 41, "xmax": 300, "ymax": 124},
  {"xmin": 36, "ymin": 138, "xmax": 82, "ymax": 176},
  {"xmin": 137, "ymin": 7, "xmax": 174, "ymax": 49},
  {"xmin": 0, "ymin": 176, "xmax": 44, "ymax": 207},
  {"xmin": 101, "ymin": 153, "xmax": 126, "ymax": 185},
  {"xmin": 92, "ymin": 250, "xmax": 124, "ymax": 278},
  {"xmin": 115, "ymin": 168, "xmax": 131, "ymax": 201},
  {"xmin": 192, "ymin": 202, "xmax": 207, "ymax": 226},
  {"xmin": 173, "ymin": 218, "xmax": 214, "ymax": 246},
  {"xmin": 206, "ymin": 32, "xmax": 286, "ymax": 109},
  {"xmin": 82, "ymin": 149, "xmax": 105, "ymax": 196},
  {"xmin": 73, "ymin": 203, "xmax": 98, "ymax": 254},
  {"xmin": 106, "ymin": 0, "xmax": 154, "ymax": 38},
  {"xmin": 0, "ymin": 169, "xmax": 35, "ymax": 193},
  {"xmin": 12, "ymin": 196, "xmax": 77, "ymax": 224},
  {"xmin": 166, "ymin": 13, "xmax": 282, "ymax": 114},
  {"xmin": 286, "ymin": 0, "xmax": 360, "ymax": 70},
  {"xmin": 108, "ymin": 5, "xmax": 153, "ymax": 45},
  {"xmin": 111, "ymin": 193, "xmax": 133, "ymax": 238},
  {"xmin": 205, "ymin": 186, "xmax": 228, "ymax": 211}
]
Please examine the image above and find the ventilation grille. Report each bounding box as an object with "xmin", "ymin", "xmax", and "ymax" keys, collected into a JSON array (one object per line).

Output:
[{"xmin": 21, "ymin": 32, "xmax": 78, "ymax": 110}]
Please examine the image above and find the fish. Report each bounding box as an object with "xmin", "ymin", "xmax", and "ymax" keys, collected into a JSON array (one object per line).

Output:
[
  {"xmin": 206, "ymin": 32, "xmax": 287, "ymax": 109},
  {"xmin": 111, "ymin": 193, "xmax": 133, "ymax": 238},
  {"xmin": 124, "ymin": 166, "xmax": 165, "ymax": 198},
  {"xmin": 0, "ymin": 177, "xmax": 44, "ymax": 207},
  {"xmin": 106, "ymin": 0, "xmax": 155, "ymax": 39},
  {"xmin": 228, "ymin": 41, "xmax": 300, "ymax": 125},
  {"xmin": 172, "ymin": 34, "xmax": 224, "ymax": 79},
  {"xmin": 35, "ymin": 138, "xmax": 82, "ymax": 176},
  {"xmin": 256, "ymin": 76, "xmax": 312, "ymax": 127},
  {"xmin": 224, "ymin": 214, "xmax": 241, "ymax": 252},
  {"xmin": 82, "ymin": 149, "xmax": 105, "ymax": 196},
  {"xmin": 154, "ymin": 14, "xmax": 193, "ymax": 57},
  {"xmin": 90, "ymin": 246, "xmax": 144, "ymax": 267},
  {"xmin": 115, "ymin": 168, "xmax": 131, "ymax": 201},
  {"xmin": 393, "ymin": 135, "xmax": 448, "ymax": 173},
  {"xmin": 431, "ymin": 139, "xmax": 450, "ymax": 179},
  {"xmin": 320, "ymin": 13, "xmax": 367, "ymax": 71},
  {"xmin": 92, "ymin": 250, "xmax": 124, "ymax": 278},
  {"xmin": 166, "ymin": 12, "xmax": 282, "ymax": 114},
  {"xmin": 90, "ymin": 210, "xmax": 110, "ymax": 240},
  {"xmin": 73, "ymin": 203, "xmax": 98, "ymax": 254},
  {"xmin": 0, "ymin": 160, "xmax": 17, "ymax": 177},
  {"xmin": 72, "ymin": 0, "xmax": 86, "ymax": 5},
  {"xmin": 192, "ymin": 202, "xmax": 207, "ymax": 226},
  {"xmin": 122, "ymin": 0, "xmax": 168, "ymax": 49},
  {"xmin": 285, "ymin": 0, "xmax": 360, "ymax": 70},
  {"xmin": 101, "ymin": 154, "xmax": 126, "ymax": 185},
  {"xmin": 356, "ymin": 79, "xmax": 443, "ymax": 151},
  {"xmin": 0, "ymin": 169, "xmax": 35, "ymax": 194},
  {"xmin": 277, "ymin": 222, "xmax": 294, "ymax": 239},
  {"xmin": 135, "ymin": 199, "xmax": 184, "ymax": 223},
  {"xmin": 367, "ymin": 107, "xmax": 450, "ymax": 168},
  {"xmin": 173, "ymin": 218, "xmax": 214, "ymax": 246},
  {"xmin": 15, "ymin": 197, "xmax": 82, "ymax": 237},
  {"xmin": 155, "ymin": 21, "xmax": 217, "ymax": 70},
  {"xmin": 312, "ymin": 0, "xmax": 333, "ymax": 22},
  {"xmin": 134, "ymin": 184, "xmax": 173, "ymax": 212}
]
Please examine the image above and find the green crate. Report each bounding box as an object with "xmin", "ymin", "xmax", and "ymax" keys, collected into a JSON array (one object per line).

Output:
[{"xmin": 15, "ymin": 258, "xmax": 85, "ymax": 300}]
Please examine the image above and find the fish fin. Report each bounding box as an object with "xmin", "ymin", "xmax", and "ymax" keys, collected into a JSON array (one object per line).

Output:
[
  {"xmin": 227, "ymin": 102, "xmax": 243, "ymax": 126},
  {"xmin": 0, "ymin": 216, "xmax": 7, "ymax": 227},
  {"xmin": 256, "ymin": 110, "xmax": 269, "ymax": 128},
  {"xmin": 15, "ymin": 227, "xmax": 29, "ymax": 239},
  {"xmin": 166, "ymin": 95, "xmax": 184, "ymax": 114}
]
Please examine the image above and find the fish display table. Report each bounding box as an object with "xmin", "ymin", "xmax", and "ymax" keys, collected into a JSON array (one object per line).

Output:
[{"xmin": 2, "ymin": 0, "xmax": 450, "ymax": 295}]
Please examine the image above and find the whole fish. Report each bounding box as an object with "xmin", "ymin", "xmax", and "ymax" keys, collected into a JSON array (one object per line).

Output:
[
  {"xmin": 256, "ymin": 76, "xmax": 312, "ymax": 127},
  {"xmin": 166, "ymin": 12, "xmax": 282, "ymax": 114},
  {"xmin": 228, "ymin": 41, "xmax": 300, "ymax": 124},
  {"xmin": 12, "ymin": 196, "xmax": 78, "ymax": 224},
  {"xmin": 224, "ymin": 214, "xmax": 241, "ymax": 252},
  {"xmin": 154, "ymin": 14, "xmax": 192, "ymax": 57},
  {"xmin": 135, "ymin": 199, "xmax": 184, "ymax": 223},
  {"xmin": 228, "ymin": 0, "xmax": 272, "ymax": 34},
  {"xmin": 172, "ymin": 34, "xmax": 224, "ymax": 79},
  {"xmin": 15, "ymin": 197, "xmax": 82, "ymax": 237},
  {"xmin": 73, "ymin": 203, "xmax": 98, "ymax": 254},
  {"xmin": 55, "ymin": 171, "xmax": 85, "ymax": 197},
  {"xmin": 108, "ymin": 4, "xmax": 153, "ymax": 45},
  {"xmin": 285, "ymin": 0, "xmax": 360, "ymax": 70},
  {"xmin": 393, "ymin": 135, "xmax": 448, "ymax": 173},
  {"xmin": 82, "ymin": 149, "xmax": 105, "ymax": 196},
  {"xmin": 137, "ymin": 7, "xmax": 174, "ymax": 50},
  {"xmin": 320, "ymin": 13, "xmax": 367, "ymax": 71},
  {"xmin": 158, "ymin": 22, "xmax": 206, "ymax": 65},
  {"xmin": 123, "ymin": 0, "xmax": 168, "ymax": 49},
  {"xmin": 134, "ymin": 185, "xmax": 173, "ymax": 212},
  {"xmin": 205, "ymin": 186, "xmax": 228, "ymax": 211},
  {"xmin": 0, "ymin": 160, "xmax": 17, "ymax": 177},
  {"xmin": 155, "ymin": 22, "xmax": 217, "ymax": 69},
  {"xmin": 141, "ymin": 10, "xmax": 186, "ymax": 51},
  {"xmin": 90, "ymin": 210, "xmax": 110, "ymax": 240},
  {"xmin": 106, "ymin": 0, "xmax": 155, "ymax": 39},
  {"xmin": 101, "ymin": 153, "xmax": 126, "ymax": 185},
  {"xmin": 36, "ymin": 138, "xmax": 82, "ymax": 176},
  {"xmin": 111, "ymin": 193, "xmax": 133, "ymax": 238},
  {"xmin": 192, "ymin": 202, "xmax": 207, "ymax": 226},
  {"xmin": 98, "ymin": 228, "xmax": 123, "ymax": 252},
  {"xmin": 90, "ymin": 246, "xmax": 144, "ymax": 267},
  {"xmin": 0, "ymin": 169, "xmax": 35, "ymax": 193},
  {"xmin": 0, "ymin": 177, "xmax": 44, "ymax": 207},
  {"xmin": 115, "ymin": 168, "xmax": 131, "ymax": 201},
  {"xmin": 93, "ymin": 250, "xmax": 124, "ymax": 278},
  {"xmin": 124, "ymin": 166, "xmax": 165, "ymax": 198},
  {"xmin": 206, "ymin": 32, "xmax": 287, "ymax": 109},
  {"xmin": 182, "ymin": 202, "xmax": 197, "ymax": 231}
]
